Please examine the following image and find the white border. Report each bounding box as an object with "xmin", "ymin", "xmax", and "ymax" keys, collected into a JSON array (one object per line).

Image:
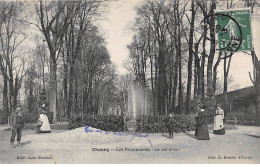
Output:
[{"xmin": 215, "ymin": 8, "xmax": 251, "ymax": 13}]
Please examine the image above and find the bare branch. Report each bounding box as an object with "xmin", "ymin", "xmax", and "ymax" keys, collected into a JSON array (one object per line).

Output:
[{"xmin": 249, "ymin": 71, "xmax": 255, "ymax": 85}]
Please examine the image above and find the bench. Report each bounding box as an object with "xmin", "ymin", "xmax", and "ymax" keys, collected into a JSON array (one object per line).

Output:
[{"xmin": 225, "ymin": 117, "xmax": 237, "ymax": 125}]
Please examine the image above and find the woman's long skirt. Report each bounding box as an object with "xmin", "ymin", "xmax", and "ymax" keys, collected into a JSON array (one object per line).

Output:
[
  {"xmin": 195, "ymin": 118, "xmax": 199, "ymax": 136},
  {"xmin": 213, "ymin": 115, "xmax": 225, "ymax": 135},
  {"xmin": 36, "ymin": 114, "xmax": 51, "ymax": 133},
  {"xmin": 197, "ymin": 124, "xmax": 210, "ymax": 140}
]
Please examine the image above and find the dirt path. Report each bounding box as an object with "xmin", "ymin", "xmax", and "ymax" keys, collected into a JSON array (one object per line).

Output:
[{"xmin": 0, "ymin": 125, "xmax": 259, "ymax": 164}]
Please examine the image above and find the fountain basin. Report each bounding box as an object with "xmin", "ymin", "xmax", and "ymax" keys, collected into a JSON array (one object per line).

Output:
[{"xmin": 125, "ymin": 119, "xmax": 137, "ymax": 133}]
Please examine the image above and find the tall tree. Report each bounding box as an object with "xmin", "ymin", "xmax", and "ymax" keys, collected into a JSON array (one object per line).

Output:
[
  {"xmin": 0, "ymin": 1, "xmax": 26, "ymax": 123},
  {"xmin": 185, "ymin": 0, "xmax": 195, "ymax": 114},
  {"xmin": 197, "ymin": 0, "xmax": 217, "ymax": 109},
  {"xmin": 35, "ymin": 0, "xmax": 73, "ymax": 121}
]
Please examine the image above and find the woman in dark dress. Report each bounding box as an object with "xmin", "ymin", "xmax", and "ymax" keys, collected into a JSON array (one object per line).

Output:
[
  {"xmin": 195, "ymin": 112, "xmax": 199, "ymax": 136},
  {"xmin": 195, "ymin": 103, "xmax": 202, "ymax": 136},
  {"xmin": 196, "ymin": 108, "xmax": 210, "ymax": 140}
]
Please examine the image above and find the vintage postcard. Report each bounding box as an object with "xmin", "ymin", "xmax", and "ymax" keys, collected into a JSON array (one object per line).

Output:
[{"xmin": 0, "ymin": 0, "xmax": 259, "ymax": 164}]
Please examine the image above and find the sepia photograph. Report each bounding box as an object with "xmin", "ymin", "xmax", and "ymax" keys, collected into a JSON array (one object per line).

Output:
[{"xmin": 0, "ymin": 0, "xmax": 259, "ymax": 164}]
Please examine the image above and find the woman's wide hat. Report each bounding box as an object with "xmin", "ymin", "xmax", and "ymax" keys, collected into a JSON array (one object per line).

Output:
[
  {"xmin": 41, "ymin": 104, "xmax": 46, "ymax": 108},
  {"xmin": 15, "ymin": 103, "xmax": 21, "ymax": 108}
]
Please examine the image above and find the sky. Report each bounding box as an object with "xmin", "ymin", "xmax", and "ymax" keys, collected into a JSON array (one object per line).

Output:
[
  {"xmin": 98, "ymin": 0, "xmax": 143, "ymax": 75},
  {"xmin": 99, "ymin": 1, "xmax": 260, "ymax": 91}
]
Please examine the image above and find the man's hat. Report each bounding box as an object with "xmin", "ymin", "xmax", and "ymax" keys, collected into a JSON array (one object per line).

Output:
[{"xmin": 217, "ymin": 103, "xmax": 221, "ymax": 107}]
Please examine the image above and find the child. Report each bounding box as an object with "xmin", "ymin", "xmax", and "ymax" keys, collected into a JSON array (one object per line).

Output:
[
  {"xmin": 166, "ymin": 113, "xmax": 175, "ymax": 139},
  {"xmin": 10, "ymin": 103, "xmax": 25, "ymax": 148}
]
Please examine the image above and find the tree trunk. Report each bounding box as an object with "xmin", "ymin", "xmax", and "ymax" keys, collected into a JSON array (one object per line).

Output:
[
  {"xmin": 213, "ymin": 52, "xmax": 221, "ymax": 93},
  {"xmin": 42, "ymin": 47, "xmax": 46, "ymax": 90},
  {"xmin": 223, "ymin": 53, "xmax": 232, "ymax": 93},
  {"xmin": 168, "ymin": 62, "xmax": 173, "ymax": 113},
  {"xmin": 2, "ymin": 76, "xmax": 9, "ymax": 124},
  {"xmin": 201, "ymin": 56, "xmax": 205, "ymax": 101},
  {"xmin": 74, "ymin": 74, "xmax": 79, "ymax": 115},
  {"xmin": 63, "ymin": 54, "xmax": 68, "ymax": 120},
  {"xmin": 186, "ymin": 0, "xmax": 195, "ymax": 115},
  {"xmin": 153, "ymin": 41, "xmax": 158, "ymax": 116},
  {"xmin": 87, "ymin": 73, "xmax": 93, "ymax": 114},
  {"xmin": 172, "ymin": 57, "xmax": 178, "ymax": 113},
  {"xmin": 177, "ymin": 4, "xmax": 183, "ymax": 115},
  {"xmin": 14, "ymin": 75, "xmax": 22, "ymax": 105},
  {"xmin": 255, "ymin": 60, "xmax": 260, "ymax": 126},
  {"xmin": 178, "ymin": 50, "xmax": 183, "ymax": 114},
  {"xmin": 193, "ymin": 59, "xmax": 198, "ymax": 111},
  {"xmin": 201, "ymin": 15, "xmax": 207, "ymax": 102},
  {"xmin": 157, "ymin": 40, "xmax": 167, "ymax": 115},
  {"xmin": 206, "ymin": 0, "xmax": 216, "ymax": 109},
  {"xmin": 49, "ymin": 55, "xmax": 57, "ymax": 122},
  {"xmin": 9, "ymin": 69, "xmax": 14, "ymax": 112},
  {"xmin": 195, "ymin": 42, "xmax": 203, "ymax": 110},
  {"xmin": 148, "ymin": 33, "xmax": 154, "ymax": 115},
  {"xmin": 67, "ymin": 62, "xmax": 74, "ymax": 119},
  {"xmin": 223, "ymin": 57, "xmax": 228, "ymax": 93}
]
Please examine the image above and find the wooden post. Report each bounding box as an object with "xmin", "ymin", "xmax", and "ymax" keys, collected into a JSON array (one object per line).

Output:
[
  {"xmin": 124, "ymin": 115, "xmax": 126, "ymax": 132},
  {"xmin": 158, "ymin": 115, "xmax": 159, "ymax": 133}
]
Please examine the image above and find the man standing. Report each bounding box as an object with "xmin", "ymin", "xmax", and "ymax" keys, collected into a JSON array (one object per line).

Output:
[{"xmin": 10, "ymin": 103, "xmax": 25, "ymax": 148}]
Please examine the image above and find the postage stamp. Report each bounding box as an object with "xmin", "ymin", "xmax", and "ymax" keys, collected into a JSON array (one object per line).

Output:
[{"xmin": 0, "ymin": 0, "xmax": 259, "ymax": 164}]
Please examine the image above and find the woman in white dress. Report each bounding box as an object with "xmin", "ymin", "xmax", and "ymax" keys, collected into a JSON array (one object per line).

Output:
[
  {"xmin": 213, "ymin": 104, "xmax": 225, "ymax": 135},
  {"xmin": 36, "ymin": 104, "xmax": 51, "ymax": 133}
]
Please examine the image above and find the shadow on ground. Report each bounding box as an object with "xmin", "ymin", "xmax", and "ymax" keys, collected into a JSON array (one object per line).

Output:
[
  {"xmin": 161, "ymin": 134, "xmax": 169, "ymax": 139},
  {"xmin": 244, "ymin": 134, "xmax": 260, "ymax": 139},
  {"xmin": 184, "ymin": 132, "xmax": 197, "ymax": 140},
  {"xmin": 20, "ymin": 140, "xmax": 32, "ymax": 146}
]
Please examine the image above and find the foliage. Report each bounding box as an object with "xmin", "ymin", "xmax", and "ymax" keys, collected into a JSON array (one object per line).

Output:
[
  {"xmin": 69, "ymin": 114, "xmax": 196, "ymax": 133},
  {"xmin": 135, "ymin": 115, "xmax": 196, "ymax": 133},
  {"xmin": 203, "ymin": 108, "xmax": 216, "ymax": 124},
  {"xmin": 232, "ymin": 94, "xmax": 256, "ymax": 108},
  {"xmin": 68, "ymin": 114, "xmax": 128, "ymax": 132},
  {"xmin": 204, "ymin": 96, "xmax": 217, "ymax": 109},
  {"xmin": 23, "ymin": 112, "xmax": 39, "ymax": 123}
]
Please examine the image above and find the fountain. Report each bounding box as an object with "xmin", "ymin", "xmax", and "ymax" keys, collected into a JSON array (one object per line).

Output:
[
  {"xmin": 125, "ymin": 84, "xmax": 137, "ymax": 133},
  {"xmin": 132, "ymin": 84, "xmax": 136, "ymax": 119}
]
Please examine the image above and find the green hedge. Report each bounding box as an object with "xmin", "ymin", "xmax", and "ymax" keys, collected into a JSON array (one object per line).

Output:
[
  {"xmin": 69, "ymin": 114, "xmax": 196, "ymax": 133},
  {"xmin": 135, "ymin": 115, "xmax": 196, "ymax": 133},
  {"xmin": 68, "ymin": 114, "xmax": 128, "ymax": 132}
]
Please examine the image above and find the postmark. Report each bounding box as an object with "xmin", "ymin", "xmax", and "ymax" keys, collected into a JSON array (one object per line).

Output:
[{"xmin": 200, "ymin": 13, "xmax": 243, "ymax": 59}]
